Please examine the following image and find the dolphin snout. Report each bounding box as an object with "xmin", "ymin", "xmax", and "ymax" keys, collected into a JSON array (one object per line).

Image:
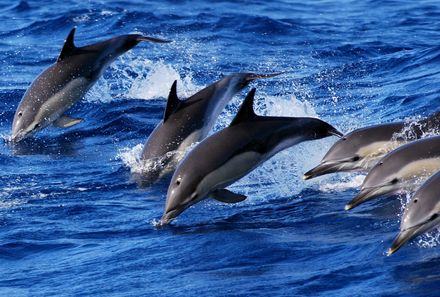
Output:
[
  {"xmin": 158, "ymin": 207, "xmax": 182, "ymax": 227},
  {"xmin": 345, "ymin": 188, "xmax": 377, "ymax": 210},
  {"xmin": 10, "ymin": 130, "xmax": 27, "ymax": 144},
  {"xmin": 387, "ymin": 229, "xmax": 415, "ymax": 256},
  {"xmin": 304, "ymin": 162, "xmax": 340, "ymax": 180}
]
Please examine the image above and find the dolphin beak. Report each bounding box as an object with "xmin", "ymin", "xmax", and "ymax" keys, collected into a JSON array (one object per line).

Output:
[
  {"xmin": 388, "ymin": 215, "xmax": 440, "ymax": 255},
  {"xmin": 10, "ymin": 130, "xmax": 26, "ymax": 144},
  {"xmin": 303, "ymin": 162, "xmax": 341, "ymax": 180},
  {"xmin": 345, "ymin": 188, "xmax": 377, "ymax": 210},
  {"xmin": 387, "ymin": 228, "xmax": 417, "ymax": 256},
  {"xmin": 157, "ymin": 206, "xmax": 184, "ymax": 227},
  {"xmin": 158, "ymin": 212, "xmax": 175, "ymax": 227},
  {"xmin": 329, "ymin": 129, "xmax": 343, "ymax": 138}
]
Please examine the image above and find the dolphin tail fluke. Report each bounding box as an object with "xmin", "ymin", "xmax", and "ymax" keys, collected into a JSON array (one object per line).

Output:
[
  {"xmin": 211, "ymin": 189, "xmax": 247, "ymax": 203},
  {"xmin": 136, "ymin": 36, "xmax": 172, "ymax": 43}
]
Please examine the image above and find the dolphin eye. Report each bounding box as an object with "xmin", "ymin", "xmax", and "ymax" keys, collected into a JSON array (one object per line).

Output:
[
  {"xmin": 18, "ymin": 112, "xmax": 23, "ymax": 117},
  {"xmin": 352, "ymin": 156, "xmax": 360, "ymax": 162},
  {"xmin": 390, "ymin": 178, "xmax": 398, "ymax": 185},
  {"xmin": 413, "ymin": 199, "xmax": 418, "ymax": 204},
  {"xmin": 176, "ymin": 178, "xmax": 181, "ymax": 185}
]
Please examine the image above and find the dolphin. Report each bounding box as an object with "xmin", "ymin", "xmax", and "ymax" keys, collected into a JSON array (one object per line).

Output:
[
  {"xmin": 303, "ymin": 111, "xmax": 440, "ymax": 180},
  {"xmin": 346, "ymin": 136, "xmax": 440, "ymax": 210},
  {"xmin": 387, "ymin": 170, "xmax": 440, "ymax": 255},
  {"xmin": 139, "ymin": 72, "xmax": 280, "ymax": 186},
  {"xmin": 11, "ymin": 28, "xmax": 169, "ymax": 143},
  {"xmin": 158, "ymin": 88, "xmax": 342, "ymax": 225}
]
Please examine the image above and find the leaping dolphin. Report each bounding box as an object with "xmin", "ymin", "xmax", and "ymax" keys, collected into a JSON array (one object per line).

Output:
[
  {"xmin": 139, "ymin": 73, "xmax": 281, "ymax": 186},
  {"xmin": 388, "ymin": 170, "xmax": 440, "ymax": 255},
  {"xmin": 303, "ymin": 111, "xmax": 440, "ymax": 180},
  {"xmin": 11, "ymin": 28, "xmax": 169, "ymax": 143},
  {"xmin": 346, "ymin": 136, "xmax": 440, "ymax": 210},
  {"xmin": 158, "ymin": 88, "xmax": 342, "ymax": 226}
]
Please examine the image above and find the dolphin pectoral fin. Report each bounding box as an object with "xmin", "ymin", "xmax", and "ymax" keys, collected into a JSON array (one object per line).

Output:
[
  {"xmin": 54, "ymin": 115, "xmax": 83, "ymax": 128},
  {"xmin": 211, "ymin": 189, "xmax": 247, "ymax": 203}
]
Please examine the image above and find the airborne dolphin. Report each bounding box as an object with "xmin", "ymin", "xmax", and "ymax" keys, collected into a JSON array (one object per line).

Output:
[
  {"xmin": 158, "ymin": 88, "xmax": 342, "ymax": 225},
  {"xmin": 388, "ymin": 170, "xmax": 440, "ymax": 255},
  {"xmin": 11, "ymin": 28, "xmax": 169, "ymax": 143},
  {"xmin": 303, "ymin": 111, "xmax": 440, "ymax": 180},
  {"xmin": 139, "ymin": 73, "xmax": 280, "ymax": 185},
  {"xmin": 346, "ymin": 136, "xmax": 440, "ymax": 210}
]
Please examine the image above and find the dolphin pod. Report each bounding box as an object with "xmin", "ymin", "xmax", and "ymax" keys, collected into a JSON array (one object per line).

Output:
[
  {"xmin": 139, "ymin": 73, "xmax": 280, "ymax": 186},
  {"xmin": 11, "ymin": 28, "xmax": 169, "ymax": 143},
  {"xmin": 303, "ymin": 111, "xmax": 440, "ymax": 180},
  {"xmin": 387, "ymin": 170, "xmax": 440, "ymax": 255},
  {"xmin": 159, "ymin": 88, "xmax": 342, "ymax": 226},
  {"xmin": 345, "ymin": 136, "xmax": 440, "ymax": 210},
  {"xmin": 10, "ymin": 27, "xmax": 440, "ymax": 255}
]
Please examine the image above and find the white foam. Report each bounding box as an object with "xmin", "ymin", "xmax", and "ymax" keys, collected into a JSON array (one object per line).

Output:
[
  {"xmin": 416, "ymin": 229, "xmax": 440, "ymax": 249},
  {"xmin": 73, "ymin": 14, "xmax": 91, "ymax": 23},
  {"xmin": 117, "ymin": 143, "xmax": 193, "ymax": 177},
  {"xmin": 319, "ymin": 175, "xmax": 365, "ymax": 192},
  {"xmin": 117, "ymin": 144, "xmax": 145, "ymax": 174},
  {"xmin": 1, "ymin": 133, "xmax": 12, "ymax": 142},
  {"xmin": 85, "ymin": 53, "xmax": 202, "ymax": 103}
]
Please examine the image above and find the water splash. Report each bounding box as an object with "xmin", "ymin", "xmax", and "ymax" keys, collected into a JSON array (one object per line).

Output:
[
  {"xmin": 319, "ymin": 175, "xmax": 365, "ymax": 192},
  {"xmin": 85, "ymin": 54, "xmax": 202, "ymax": 103}
]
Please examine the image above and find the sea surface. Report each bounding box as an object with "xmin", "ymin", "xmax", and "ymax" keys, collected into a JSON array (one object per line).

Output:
[{"xmin": 1, "ymin": 0, "xmax": 440, "ymax": 296}]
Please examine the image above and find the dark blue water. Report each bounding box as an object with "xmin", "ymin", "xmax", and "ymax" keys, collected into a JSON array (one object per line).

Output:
[{"xmin": 1, "ymin": 0, "xmax": 440, "ymax": 296}]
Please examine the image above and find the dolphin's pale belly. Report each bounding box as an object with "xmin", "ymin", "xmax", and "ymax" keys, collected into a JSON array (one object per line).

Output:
[
  {"xmin": 196, "ymin": 151, "xmax": 263, "ymax": 197},
  {"xmin": 365, "ymin": 158, "xmax": 440, "ymax": 194},
  {"xmin": 395, "ymin": 158, "xmax": 440, "ymax": 184},
  {"xmin": 357, "ymin": 140, "xmax": 404, "ymax": 168},
  {"xmin": 38, "ymin": 77, "xmax": 92, "ymax": 124}
]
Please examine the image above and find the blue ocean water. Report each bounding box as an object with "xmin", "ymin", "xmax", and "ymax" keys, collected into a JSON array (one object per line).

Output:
[{"xmin": 1, "ymin": 0, "xmax": 440, "ymax": 295}]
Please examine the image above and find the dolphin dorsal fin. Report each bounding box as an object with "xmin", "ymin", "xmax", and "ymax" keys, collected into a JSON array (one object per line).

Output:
[
  {"xmin": 230, "ymin": 88, "xmax": 258, "ymax": 126},
  {"xmin": 57, "ymin": 28, "xmax": 77, "ymax": 62},
  {"xmin": 163, "ymin": 80, "xmax": 181, "ymax": 122}
]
